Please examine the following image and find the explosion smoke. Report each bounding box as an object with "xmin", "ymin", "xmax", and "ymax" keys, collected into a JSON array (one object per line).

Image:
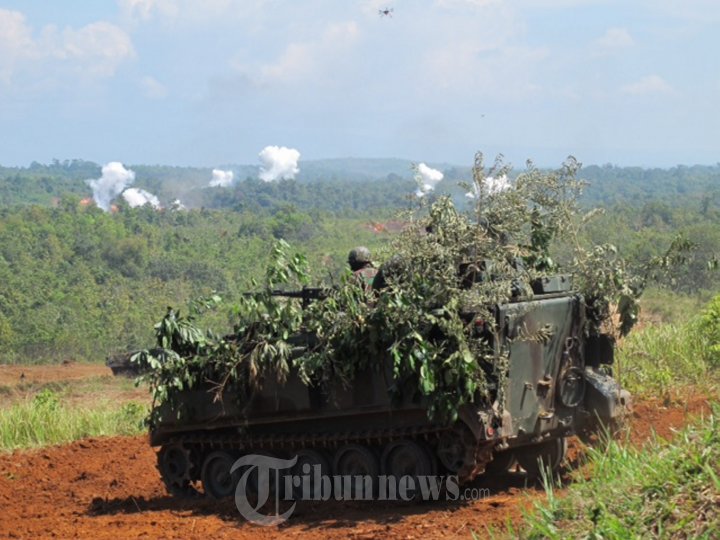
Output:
[
  {"xmin": 170, "ymin": 199, "xmax": 186, "ymax": 210},
  {"xmin": 414, "ymin": 163, "xmax": 444, "ymax": 197},
  {"xmin": 465, "ymin": 174, "xmax": 511, "ymax": 199},
  {"xmin": 86, "ymin": 162, "xmax": 135, "ymax": 211},
  {"xmin": 122, "ymin": 187, "xmax": 161, "ymax": 209},
  {"xmin": 258, "ymin": 146, "xmax": 300, "ymax": 182},
  {"xmin": 209, "ymin": 169, "xmax": 234, "ymax": 187}
]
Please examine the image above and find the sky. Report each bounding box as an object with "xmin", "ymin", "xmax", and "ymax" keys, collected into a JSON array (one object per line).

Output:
[{"xmin": 0, "ymin": 0, "xmax": 718, "ymax": 168}]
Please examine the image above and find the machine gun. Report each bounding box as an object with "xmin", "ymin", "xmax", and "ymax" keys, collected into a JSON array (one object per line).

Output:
[{"xmin": 244, "ymin": 287, "xmax": 330, "ymax": 308}]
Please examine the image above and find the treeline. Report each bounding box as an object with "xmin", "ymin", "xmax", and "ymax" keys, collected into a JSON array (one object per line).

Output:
[
  {"xmin": 202, "ymin": 176, "xmax": 413, "ymax": 215},
  {"xmin": 580, "ymin": 163, "xmax": 720, "ymax": 207},
  {"xmin": 0, "ymin": 161, "xmax": 415, "ymax": 217},
  {"xmin": 2, "ymin": 159, "xmax": 720, "ymax": 213},
  {"xmin": 579, "ymin": 201, "xmax": 720, "ymax": 292}
]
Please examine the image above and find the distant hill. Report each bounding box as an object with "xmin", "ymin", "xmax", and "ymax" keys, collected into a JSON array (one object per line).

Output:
[
  {"xmin": 580, "ymin": 164, "xmax": 720, "ymax": 206},
  {"xmin": 297, "ymin": 158, "xmax": 449, "ymax": 182}
]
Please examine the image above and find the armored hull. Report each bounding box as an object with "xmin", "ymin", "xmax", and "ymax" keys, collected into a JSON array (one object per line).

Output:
[{"xmin": 150, "ymin": 282, "xmax": 629, "ymax": 498}]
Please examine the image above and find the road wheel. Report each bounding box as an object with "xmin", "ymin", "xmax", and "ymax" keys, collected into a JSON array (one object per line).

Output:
[
  {"xmin": 515, "ymin": 437, "xmax": 567, "ymax": 480},
  {"xmin": 201, "ymin": 451, "xmax": 237, "ymax": 499},
  {"xmin": 288, "ymin": 448, "xmax": 331, "ymax": 500},
  {"xmin": 333, "ymin": 445, "xmax": 379, "ymax": 497},
  {"xmin": 382, "ymin": 440, "xmax": 433, "ymax": 478},
  {"xmin": 381, "ymin": 440, "xmax": 434, "ymax": 501},
  {"xmin": 436, "ymin": 426, "xmax": 476, "ymax": 479}
]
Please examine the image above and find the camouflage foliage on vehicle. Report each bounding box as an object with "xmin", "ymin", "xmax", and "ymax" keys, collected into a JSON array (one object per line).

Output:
[{"xmin": 134, "ymin": 152, "xmax": 694, "ymax": 425}]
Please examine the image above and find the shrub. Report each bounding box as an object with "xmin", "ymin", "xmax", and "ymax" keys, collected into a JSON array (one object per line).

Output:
[{"xmin": 698, "ymin": 294, "xmax": 720, "ymax": 366}]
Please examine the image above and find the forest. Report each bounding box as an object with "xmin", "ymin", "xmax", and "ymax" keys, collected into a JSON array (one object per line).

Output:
[{"xmin": 0, "ymin": 158, "xmax": 718, "ymax": 364}]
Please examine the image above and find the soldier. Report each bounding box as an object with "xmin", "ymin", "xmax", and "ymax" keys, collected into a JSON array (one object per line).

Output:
[{"xmin": 348, "ymin": 246, "xmax": 378, "ymax": 289}]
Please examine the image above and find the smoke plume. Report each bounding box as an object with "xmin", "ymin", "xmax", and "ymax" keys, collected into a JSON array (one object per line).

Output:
[
  {"xmin": 209, "ymin": 169, "xmax": 234, "ymax": 187},
  {"xmin": 86, "ymin": 162, "xmax": 135, "ymax": 211},
  {"xmin": 414, "ymin": 163, "xmax": 444, "ymax": 197},
  {"xmin": 122, "ymin": 187, "xmax": 161, "ymax": 209},
  {"xmin": 258, "ymin": 145, "xmax": 300, "ymax": 182},
  {"xmin": 465, "ymin": 174, "xmax": 511, "ymax": 199},
  {"xmin": 170, "ymin": 199, "xmax": 186, "ymax": 210}
]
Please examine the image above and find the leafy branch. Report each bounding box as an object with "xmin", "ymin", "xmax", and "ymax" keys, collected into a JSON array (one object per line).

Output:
[{"xmin": 134, "ymin": 152, "xmax": 701, "ymax": 425}]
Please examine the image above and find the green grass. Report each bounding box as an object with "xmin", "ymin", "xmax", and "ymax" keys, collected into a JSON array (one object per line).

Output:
[
  {"xmin": 516, "ymin": 405, "xmax": 720, "ymax": 539},
  {"xmin": 618, "ymin": 322, "xmax": 716, "ymax": 397},
  {"xmin": 0, "ymin": 389, "xmax": 146, "ymax": 451},
  {"xmin": 639, "ymin": 287, "xmax": 714, "ymax": 325},
  {"xmin": 618, "ymin": 293, "xmax": 720, "ymax": 397}
]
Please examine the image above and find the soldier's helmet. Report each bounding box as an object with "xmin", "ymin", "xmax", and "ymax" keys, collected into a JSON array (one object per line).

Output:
[{"xmin": 348, "ymin": 246, "xmax": 372, "ymax": 269}]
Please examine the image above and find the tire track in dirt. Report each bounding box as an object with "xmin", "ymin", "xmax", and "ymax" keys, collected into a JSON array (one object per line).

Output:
[{"xmin": 0, "ymin": 394, "xmax": 712, "ymax": 539}]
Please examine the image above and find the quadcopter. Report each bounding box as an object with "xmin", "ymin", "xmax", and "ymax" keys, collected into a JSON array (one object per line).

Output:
[{"xmin": 379, "ymin": 7, "xmax": 394, "ymax": 17}]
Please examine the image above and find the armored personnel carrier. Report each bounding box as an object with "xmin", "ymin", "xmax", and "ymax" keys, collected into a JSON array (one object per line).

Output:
[
  {"xmin": 106, "ymin": 352, "xmax": 142, "ymax": 377},
  {"xmin": 148, "ymin": 275, "xmax": 629, "ymax": 499}
]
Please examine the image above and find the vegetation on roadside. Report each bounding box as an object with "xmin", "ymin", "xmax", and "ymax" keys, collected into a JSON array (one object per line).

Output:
[
  {"xmin": 517, "ymin": 405, "xmax": 720, "ymax": 538},
  {"xmin": 619, "ymin": 293, "xmax": 720, "ymax": 397},
  {"xmin": 638, "ymin": 287, "xmax": 714, "ymax": 325},
  {"xmin": 0, "ymin": 389, "xmax": 146, "ymax": 451}
]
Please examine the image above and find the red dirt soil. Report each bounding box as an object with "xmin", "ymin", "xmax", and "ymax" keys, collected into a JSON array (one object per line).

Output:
[
  {"xmin": 0, "ymin": 394, "xmax": 712, "ymax": 539},
  {"xmin": 627, "ymin": 392, "xmax": 713, "ymax": 443},
  {"xmin": 0, "ymin": 364, "xmax": 112, "ymax": 388}
]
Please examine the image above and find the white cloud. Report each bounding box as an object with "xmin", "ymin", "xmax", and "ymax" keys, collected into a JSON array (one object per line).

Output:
[
  {"xmin": 0, "ymin": 9, "xmax": 134, "ymax": 85},
  {"xmin": 255, "ymin": 21, "xmax": 359, "ymax": 83},
  {"xmin": 260, "ymin": 42, "xmax": 315, "ymax": 83},
  {"xmin": 122, "ymin": 187, "xmax": 161, "ymax": 208},
  {"xmin": 594, "ymin": 27, "xmax": 634, "ymax": 51},
  {"xmin": 621, "ymin": 75, "xmax": 674, "ymax": 96},
  {"xmin": 119, "ymin": 0, "xmax": 268, "ymax": 24},
  {"xmin": 120, "ymin": 0, "xmax": 179, "ymax": 21},
  {"xmin": 54, "ymin": 22, "xmax": 135, "ymax": 77},
  {"xmin": 414, "ymin": 2, "xmax": 550, "ymax": 100},
  {"xmin": 209, "ymin": 168, "xmax": 234, "ymax": 187},
  {"xmin": 140, "ymin": 75, "xmax": 168, "ymax": 99},
  {"xmin": 0, "ymin": 10, "xmax": 37, "ymax": 83},
  {"xmin": 258, "ymin": 146, "xmax": 300, "ymax": 182},
  {"xmin": 425, "ymin": 41, "xmax": 548, "ymax": 98}
]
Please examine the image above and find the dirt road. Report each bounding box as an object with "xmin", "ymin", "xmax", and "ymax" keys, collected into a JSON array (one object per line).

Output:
[{"xmin": 0, "ymin": 394, "xmax": 711, "ymax": 539}]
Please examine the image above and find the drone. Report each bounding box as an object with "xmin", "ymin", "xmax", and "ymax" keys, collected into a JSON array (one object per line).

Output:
[{"xmin": 379, "ymin": 7, "xmax": 394, "ymax": 17}]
